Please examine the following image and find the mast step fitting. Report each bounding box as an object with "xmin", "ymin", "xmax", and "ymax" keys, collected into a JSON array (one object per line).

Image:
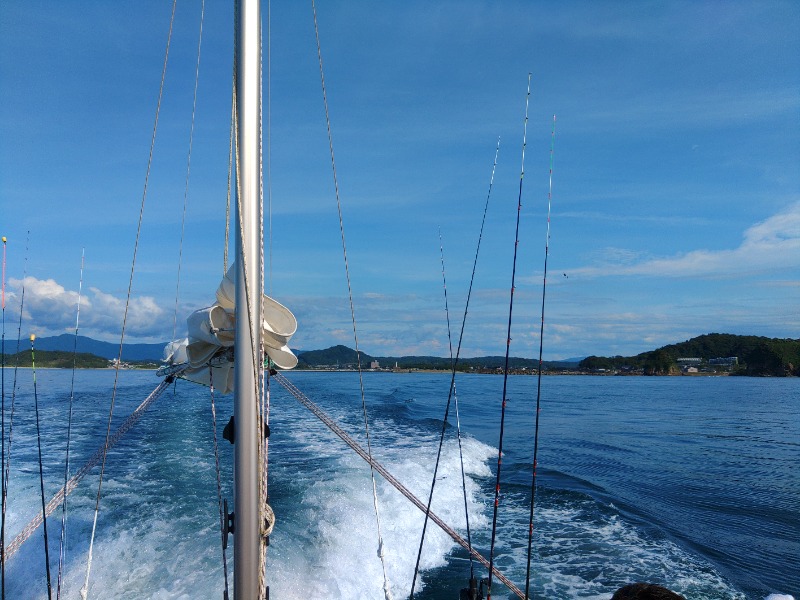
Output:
[{"xmin": 223, "ymin": 416, "xmax": 235, "ymax": 444}]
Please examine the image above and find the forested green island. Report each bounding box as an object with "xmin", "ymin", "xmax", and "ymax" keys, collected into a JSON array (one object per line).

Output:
[
  {"xmin": 3, "ymin": 333, "xmax": 797, "ymax": 376},
  {"xmin": 578, "ymin": 333, "xmax": 798, "ymax": 377},
  {"xmin": 297, "ymin": 334, "xmax": 798, "ymax": 377}
]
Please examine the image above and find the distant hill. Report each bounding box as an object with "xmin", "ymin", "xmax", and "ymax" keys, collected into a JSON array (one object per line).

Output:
[
  {"xmin": 297, "ymin": 345, "xmax": 371, "ymax": 368},
  {"xmin": 579, "ymin": 333, "xmax": 799, "ymax": 376},
  {"xmin": 8, "ymin": 334, "xmax": 165, "ymax": 361},
  {"xmin": 296, "ymin": 346, "xmax": 574, "ymax": 372},
  {"xmin": 6, "ymin": 349, "xmax": 109, "ymax": 369}
]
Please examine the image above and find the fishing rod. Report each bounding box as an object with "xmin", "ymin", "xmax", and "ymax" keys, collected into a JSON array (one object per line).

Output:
[
  {"xmin": 487, "ymin": 73, "xmax": 532, "ymax": 600},
  {"xmin": 1, "ymin": 235, "xmax": 5, "ymax": 600},
  {"xmin": 1, "ymin": 231, "xmax": 28, "ymax": 600},
  {"xmin": 524, "ymin": 114, "xmax": 556, "ymax": 600},
  {"xmin": 31, "ymin": 335, "xmax": 53, "ymax": 600},
  {"xmin": 409, "ymin": 138, "xmax": 501, "ymax": 600},
  {"xmin": 56, "ymin": 249, "xmax": 85, "ymax": 600}
]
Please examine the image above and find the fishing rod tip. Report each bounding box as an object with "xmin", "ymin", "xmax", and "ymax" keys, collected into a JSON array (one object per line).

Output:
[
  {"xmin": 30, "ymin": 334, "xmax": 36, "ymax": 342},
  {"xmin": 2, "ymin": 236, "xmax": 6, "ymax": 243}
]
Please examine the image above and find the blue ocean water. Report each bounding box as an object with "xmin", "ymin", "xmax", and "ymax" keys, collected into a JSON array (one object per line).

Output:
[{"xmin": 2, "ymin": 369, "xmax": 797, "ymax": 599}]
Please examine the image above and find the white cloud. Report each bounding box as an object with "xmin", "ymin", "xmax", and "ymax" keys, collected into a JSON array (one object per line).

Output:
[
  {"xmin": 572, "ymin": 202, "xmax": 800, "ymax": 279},
  {"xmin": 5, "ymin": 276, "xmax": 170, "ymax": 341}
]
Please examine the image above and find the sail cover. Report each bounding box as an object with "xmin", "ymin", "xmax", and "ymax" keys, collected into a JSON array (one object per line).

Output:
[{"xmin": 162, "ymin": 265, "xmax": 298, "ymax": 393}]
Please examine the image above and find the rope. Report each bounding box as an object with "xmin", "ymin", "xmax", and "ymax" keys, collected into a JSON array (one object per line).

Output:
[
  {"xmin": 30, "ymin": 337, "xmax": 53, "ymax": 599},
  {"xmin": 409, "ymin": 140, "xmax": 500, "ymax": 598},
  {"xmin": 311, "ymin": 3, "xmax": 393, "ymax": 598},
  {"xmin": 56, "ymin": 249, "xmax": 85, "ymax": 600},
  {"xmin": 523, "ymin": 114, "xmax": 556, "ymax": 599},
  {"xmin": 254, "ymin": 8, "xmax": 268, "ymax": 599},
  {"xmin": 81, "ymin": 3, "xmax": 178, "ymax": 597},
  {"xmin": 487, "ymin": 74, "xmax": 532, "ymax": 600},
  {"xmin": 273, "ymin": 372, "xmax": 525, "ymax": 599},
  {"xmin": 2, "ymin": 231, "xmax": 28, "ymax": 597},
  {"xmin": 4, "ymin": 373, "xmax": 182, "ymax": 561},
  {"xmin": 208, "ymin": 369, "xmax": 231, "ymax": 599},
  {"xmin": 172, "ymin": 0, "xmax": 206, "ymax": 341}
]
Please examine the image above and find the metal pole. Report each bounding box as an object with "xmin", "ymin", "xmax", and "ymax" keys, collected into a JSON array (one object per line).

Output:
[{"xmin": 234, "ymin": 0, "xmax": 263, "ymax": 597}]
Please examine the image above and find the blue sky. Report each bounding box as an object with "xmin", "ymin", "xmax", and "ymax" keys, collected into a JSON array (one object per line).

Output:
[{"xmin": 1, "ymin": 1, "xmax": 798, "ymax": 360}]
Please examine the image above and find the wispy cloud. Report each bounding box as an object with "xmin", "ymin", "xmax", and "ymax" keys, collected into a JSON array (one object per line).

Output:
[{"xmin": 571, "ymin": 202, "xmax": 800, "ymax": 279}]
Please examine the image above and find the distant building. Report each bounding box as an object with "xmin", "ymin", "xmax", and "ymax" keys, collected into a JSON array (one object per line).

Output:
[
  {"xmin": 677, "ymin": 357, "xmax": 702, "ymax": 365},
  {"xmin": 709, "ymin": 356, "xmax": 738, "ymax": 366},
  {"xmin": 370, "ymin": 360, "xmax": 380, "ymax": 369}
]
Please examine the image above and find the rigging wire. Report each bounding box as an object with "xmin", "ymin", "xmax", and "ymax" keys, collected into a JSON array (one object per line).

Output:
[
  {"xmin": 56, "ymin": 249, "xmax": 85, "ymax": 600},
  {"xmin": 311, "ymin": 2, "xmax": 394, "ymax": 599},
  {"xmin": 31, "ymin": 336, "xmax": 53, "ymax": 600},
  {"xmin": 208, "ymin": 369, "xmax": 231, "ymax": 599},
  {"xmin": 267, "ymin": 0, "xmax": 273, "ymax": 296},
  {"xmin": 487, "ymin": 74, "xmax": 532, "ymax": 600},
  {"xmin": 2, "ymin": 231, "xmax": 28, "ymax": 598},
  {"xmin": 0, "ymin": 235, "xmax": 5, "ymax": 600},
  {"xmin": 81, "ymin": 2, "xmax": 178, "ymax": 597},
  {"xmin": 524, "ymin": 114, "xmax": 556, "ymax": 600},
  {"xmin": 172, "ymin": 0, "xmax": 206, "ymax": 342},
  {"xmin": 409, "ymin": 139, "xmax": 501, "ymax": 598}
]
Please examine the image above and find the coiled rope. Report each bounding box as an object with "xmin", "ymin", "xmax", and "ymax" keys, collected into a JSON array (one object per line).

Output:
[
  {"xmin": 311, "ymin": 2, "xmax": 393, "ymax": 598},
  {"xmin": 273, "ymin": 372, "xmax": 525, "ymax": 600}
]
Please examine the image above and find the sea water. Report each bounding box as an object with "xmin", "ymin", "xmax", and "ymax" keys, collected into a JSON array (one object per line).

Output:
[{"xmin": 2, "ymin": 369, "xmax": 797, "ymax": 599}]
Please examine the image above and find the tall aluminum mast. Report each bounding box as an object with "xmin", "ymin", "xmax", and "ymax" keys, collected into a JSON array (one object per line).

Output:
[{"xmin": 234, "ymin": 0, "xmax": 263, "ymax": 596}]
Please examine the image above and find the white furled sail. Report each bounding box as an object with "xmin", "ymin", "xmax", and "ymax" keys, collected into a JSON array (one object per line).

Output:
[{"xmin": 162, "ymin": 264, "xmax": 297, "ymax": 393}]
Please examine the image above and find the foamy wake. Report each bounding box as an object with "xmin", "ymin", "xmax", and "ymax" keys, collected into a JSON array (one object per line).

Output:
[{"xmin": 268, "ymin": 434, "xmax": 495, "ymax": 598}]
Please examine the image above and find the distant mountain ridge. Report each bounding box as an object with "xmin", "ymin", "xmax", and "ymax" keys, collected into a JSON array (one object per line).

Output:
[
  {"xmin": 8, "ymin": 334, "xmax": 166, "ymax": 361},
  {"xmin": 10, "ymin": 333, "xmax": 795, "ymax": 376}
]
